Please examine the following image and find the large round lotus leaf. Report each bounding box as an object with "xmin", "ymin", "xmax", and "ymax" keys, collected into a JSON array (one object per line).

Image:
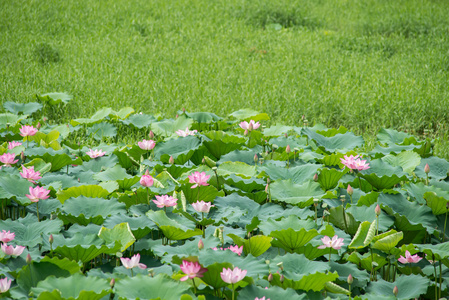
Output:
[
  {"xmin": 365, "ymin": 274, "xmax": 430, "ymax": 300},
  {"xmin": 360, "ymin": 159, "xmax": 408, "ymax": 190},
  {"xmin": 268, "ymin": 265, "xmax": 338, "ymax": 291},
  {"xmin": 211, "ymin": 194, "xmax": 259, "ymax": 225},
  {"xmin": 258, "ymin": 163, "xmax": 321, "ymax": 184},
  {"xmin": 224, "ymin": 173, "xmax": 265, "ymax": 193},
  {"xmin": 154, "ymin": 135, "xmax": 201, "ymax": 164},
  {"xmin": 217, "ymin": 161, "xmax": 257, "ymax": 178},
  {"xmin": 4, "ymin": 101, "xmax": 42, "ymax": 115},
  {"xmin": 330, "ymin": 261, "xmax": 370, "ymax": 290},
  {"xmin": 377, "ymin": 128, "xmax": 412, "ymax": 145},
  {"xmin": 371, "ymin": 230, "xmax": 403, "ymax": 252},
  {"xmin": 104, "ymin": 214, "xmax": 157, "ymax": 240},
  {"xmin": 37, "ymin": 92, "xmax": 72, "ymax": 105},
  {"xmin": 229, "ymin": 109, "xmax": 269, "ymax": 121},
  {"xmin": 415, "ymin": 156, "xmax": 449, "ymax": 180},
  {"xmin": 93, "ymin": 165, "xmax": 131, "ymax": 182},
  {"xmin": 146, "ymin": 210, "xmax": 202, "ymax": 240},
  {"xmin": 346, "ymin": 251, "xmax": 387, "ymax": 272},
  {"xmin": 71, "ymin": 107, "xmax": 113, "ymax": 125},
  {"xmin": 87, "ymin": 122, "xmax": 117, "ymax": 141},
  {"xmin": 181, "ymin": 184, "xmax": 223, "ymax": 204},
  {"xmin": 98, "ymin": 223, "xmax": 136, "ymax": 252},
  {"xmin": 270, "ymin": 180, "xmax": 324, "ymax": 207},
  {"xmin": 328, "ymin": 205, "xmax": 359, "ymax": 235},
  {"xmin": 32, "ymin": 273, "xmax": 110, "ymax": 300},
  {"xmin": 258, "ymin": 216, "xmax": 316, "ymax": 236},
  {"xmin": 382, "ymin": 150, "xmax": 421, "ymax": 175},
  {"xmin": 415, "ymin": 242, "xmax": 449, "ymax": 261},
  {"xmin": 57, "ymin": 185, "xmax": 110, "ymax": 204},
  {"xmin": 348, "ymin": 220, "xmax": 376, "ymax": 249},
  {"xmin": 202, "ymin": 131, "xmax": 246, "ymax": 159},
  {"xmin": 114, "ymin": 273, "xmax": 194, "ymax": 300},
  {"xmin": 0, "ymin": 173, "xmax": 33, "ymax": 204},
  {"xmin": 239, "ymin": 284, "xmax": 306, "ymax": 300},
  {"xmin": 151, "ymin": 115, "xmax": 194, "ymax": 137},
  {"xmin": 16, "ymin": 261, "xmax": 72, "ymax": 294},
  {"xmin": 180, "ymin": 111, "xmax": 222, "ymax": 123},
  {"xmin": 25, "ymin": 147, "xmax": 77, "ymax": 172},
  {"xmin": 0, "ymin": 215, "xmax": 62, "ymax": 247},
  {"xmin": 270, "ymin": 228, "xmax": 318, "ymax": 253},
  {"xmin": 318, "ymin": 168, "xmax": 347, "ymax": 190},
  {"xmin": 75, "ymin": 155, "xmax": 118, "ymax": 172},
  {"xmin": 151, "ymin": 236, "xmax": 216, "ymax": 264},
  {"xmin": 346, "ymin": 205, "xmax": 394, "ymax": 232},
  {"xmin": 302, "ymin": 127, "xmax": 364, "ymax": 153},
  {"xmin": 423, "ymin": 191, "xmax": 449, "ymax": 215},
  {"xmin": 227, "ymin": 234, "xmax": 272, "ymax": 257},
  {"xmin": 39, "ymin": 173, "xmax": 82, "ymax": 189},
  {"xmin": 263, "ymin": 125, "xmax": 294, "ymax": 137},
  {"xmin": 218, "ymin": 148, "xmax": 262, "ymax": 165},
  {"xmin": 120, "ymin": 113, "xmax": 156, "ymax": 128}
]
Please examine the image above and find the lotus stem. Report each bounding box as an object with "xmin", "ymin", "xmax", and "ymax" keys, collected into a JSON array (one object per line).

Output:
[
  {"xmin": 329, "ymin": 248, "xmax": 332, "ymax": 262},
  {"xmin": 443, "ymin": 210, "xmax": 448, "ymax": 242},
  {"xmin": 439, "ymin": 260, "xmax": 442, "ymax": 299},
  {"xmin": 192, "ymin": 278, "xmax": 197, "ymax": 294},
  {"xmin": 36, "ymin": 202, "xmax": 40, "ymax": 222},
  {"xmin": 131, "ymin": 268, "xmax": 134, "ymax": 277},
  {"xmin": 232, "ymin": 283, "xmax": 235, "ymax": 300},
  {"xmin": 342, "ymin": 204, "xmax": 349, "ymax": 234},
  {"xmin": 146, "ymin": 187, "xmax": 150, "ymax": 205},
  {"xmin": 202, "ymin": 212, "xmax": 205, "ymax": 238},
  {"xmin": 433, "ymin": 254, "xmax": 437, "ymax": 300}
]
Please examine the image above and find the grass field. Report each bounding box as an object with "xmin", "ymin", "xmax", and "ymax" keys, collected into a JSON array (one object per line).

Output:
[{"xmin": 1, "ymin": 0, "xmax": 449, "ymax": 156}]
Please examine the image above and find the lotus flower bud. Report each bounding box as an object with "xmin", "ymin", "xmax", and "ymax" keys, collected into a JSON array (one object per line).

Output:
[
  {"xmin": 280, "ymin": 274, "xmax": 284, "ymax": 283},
  {"xmin": 26, "ymin": 253, "xmax": 32, "ymax": 264},
  {"xmin": 145, "ymin": 169, "xmax": 150, "ymax": 176},
  {"xmin": 36, "ymin": 122, "xmax": 41, "ymax": 129},
  {"xmin": 198, "ymin": 239, "xmax": 204, "ymax": 250},
  {"xmin": 286, "ymin": 145, "xmax": 291, "ymax": 154},
  {"xmin": 313, "ymin": 173, "xmax": 318, "ymax": 182},
  {"xmin": 268, "ymin": 273, "xmax": 273, "ymax": 282},
  {"xmin": 49, "ymin": 234, "xmax": 54, "ymax": 244},
  {"xmin": 424, "ymin": 163, "xmax": 430, "ymax": 174},
  {"xmin": 175, "ymin": 114, "xmax": 179, "ymax": 119},
  {"xmin": 267, "ymin": 178, "xmax": 270, "ymax": 184},
  {"xmin": 43, "ymin": 117, "xmax": 48, "ymax": 122},
  {"xmin": 393, "ymin": 286, "xmax": 398, "ymax": 297},
  {"xmin": 169, "ymin": 156, "xmax": 175, "ymax": 164},
  {"xmin": 110, "ymin": 278, "xmax": 115, "ymax": 288},
  {"xmin": 254, "ymin": 154, "xmax": 258, "ymax": 163},
  {"xmin": 446, "ymin": 202, "xmax": 449, "ymax": 210},
  {"xmin": 347, "ymin": 274, "xmax": 353, "ymax": 284},
  {"xmin": 182, "ymin": 107, "xmax": 186, "ymax": 113},
  {"xmin": 347, "ymin": 184, "xmax": 353, "ymax": 196},
  {"xmin": 375, "ymin": 204, "xmax": 381, "ymax": 216},
  {"xmin": 244, "ymin": 129, "xmax": 248, "ymax": 136},
  {"xmin": 148, "ymin": 131, "xmax": 154, "ymax": 139},
  {"xmin": 21, "ymin": 151, "xmax": 25, "ymax": 161}
]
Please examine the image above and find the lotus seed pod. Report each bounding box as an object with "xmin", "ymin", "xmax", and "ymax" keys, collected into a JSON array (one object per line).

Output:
[
  {"xmin": 148, "ymin": 131, "xmax": 154, "ymax": 139},
  {"xmin": 375, "ymin": 204, "xmax": 381, "ymax": 216},
  {"xmin": 347, "ymin": 184, "xmax": 353, "ymax": 196},
  {"xmin": 169, "ymin": 156, "xmax": 175, "ymax": 164},
  {"xmin": 424, "ymin": 163, "xmax": 430, "ymax": 174},
  {"xmin": 347, "ymin": 274, "xmax": 353, "ymax": 284},
  {"xmin": 26, "ymin": 253, "xmax": 32, "ymax": 264},
  {"xmin": 313, "ymin": 173, "xmax": 318, "ymax": 182},
  {"xmin": 198, "ymin": 239, "xmax": 204, "ymax": 250},
  {"xmin": 268, "ymin": 273, "xmax": 273, "ymax": 282},
  {"xmin": 393, "ymin": 286, "xmax": 398, "ymax": 297},
  {"xmin": 277, "ymin": 262, "xmax": 284, "ymax": 271},
  {"xmin": 286, "ymin": 145, "xmax": 291, "ymax": 154}
]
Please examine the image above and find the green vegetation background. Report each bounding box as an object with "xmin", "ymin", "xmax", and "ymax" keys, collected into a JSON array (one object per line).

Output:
[{"xmin": 1, "ymin": 0, "xmax": 449, "ymax": 155}]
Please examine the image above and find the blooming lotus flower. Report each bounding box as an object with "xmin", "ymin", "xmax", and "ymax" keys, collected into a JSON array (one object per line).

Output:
[
  {"xmin": 138, "ymin": 139, "xmax": 156, "ymax": 151},
  {"xmin": 120, "ymin": 253, "xmax": 146, "ymax": 269},
  {"xmin": 318, "ymin": 235, "xmax": 344, "ymax": 250},
  {"xmin": 1, "ymin": 243, "xmax": 25, "ymax": 256},
  {"xmin": 192, "ymin": 201, "xmax": 214, "ymax": 213},
  {"xmin": 0, "ymin": 231, "xmax": 14, "ymax": 243},
  {"xmin": 340, "ymin": 155, "xmax": 369, "ymax": 171},
  {"xmin": 19, "ymin": 125, "xmax": 38, "ymax": 137},
  {"xmin": 86, "ymin": 149, "xmax": 106, "ymax": 158},
  {"xmin": 220, "ymin": 267, "xmax": 247, "ymax": 284},
  {"xmin": 8, "ymin": 141, "xmax": 22, "ymax": 149},
  {"xmin": 0, "ymin": 277, "xmax": 11, "ymax": 294},
  {"xmin": 20, "ymin": 166, "xmax": 42, "ymax": 184},
  {"xmin": 153, "ymin": 195, "xmax": 177, "ymax": 208},
  {"xmin": 398, "ymin": 250, "xmax": 423, "ymax": 264},
  {"xmin": 140, "ymin": 174, "xmax": 154, "ymax": 187},
  {"xmin": 179, "ymin": 260, "xmax": 208, "ymax": 281},
  {"xmin": 0, "ymin": 153, "xmax": 18, "ymax": 167},
  {"xmin": 25, "ymin": 186, "xmax": 50, "ymax": 203},
  {"xmin": 229, "ymin": 245, "xmax": 243, "ymax": 256},
  {"xmin": 255, "ymin": 297, "xmax": 270, "ymax": 300},
  {"xmin": 176, "ymin": 127, "xmax": 197, "ymax": 137},
  {"xmin": 188, "ymin": 171, "xmax": 210, "ymax": 189},
  {"xmin": 239, "ymin": 120, "xmax": 260, "ymax": 131}
]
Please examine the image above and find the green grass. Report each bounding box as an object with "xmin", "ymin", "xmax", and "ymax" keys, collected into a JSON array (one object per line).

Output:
[{"xmin": 1, "ymin": 0, "xmax": 449, "ymax": 156}]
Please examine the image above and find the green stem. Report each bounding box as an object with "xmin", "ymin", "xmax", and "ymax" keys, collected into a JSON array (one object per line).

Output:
[
  {"xmin": 192, "ymin": 278, "xmax": 197, "ymax": 294},
  {"xmin": 232, "ymin": 283, "xmax": 235, "ymax": 300},
  {"xmin": 443, "ymin": 210, "xmax": 448, "ymax": 242},
  {"xmin": 357, "ymin": 173, "xmax": 362, "ymax": 191},
  {"xmin": 36, "ymin": 201, "xmax": 40, "ymax": 222},
  {"xmin": 329, "ymin": 248, "xmax": 332, "ymax": 262},
  {"xmin": 439, "ymin": 260, "xmax": 442, "ymax": 299},
  {"xmin": 370, "ymin": 247, "xmax": 374, "ymax": 281},
  {"xmin": 433, "ymin": 254, "xmax": 437, "ymax": 300},
  {"xmin": 197, "ymin": 187, "xmax": 200, "ymax": 201},
  {"xmin": 349, "ymin": 194, "xmax": 353, "ymax": 205},
  {"xmin": 202, "ymin": 212, "xmax": 205, "ymax": 238},
  {"xmin": 131, "ymin": 268, "xmax": 134, "ymax": 277},
  {"xmin": 146, "ymin": 187, "xmax": 149, "ymax": 205},
  {"xmin": 376, "ymin": 215, "xmax": 379, "ymax": 236},
  {"xmin": 342, "ymin": 204, "xmax": 349, "ymax": 233}
]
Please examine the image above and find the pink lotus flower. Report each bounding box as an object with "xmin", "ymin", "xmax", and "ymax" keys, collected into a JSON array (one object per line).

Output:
[
  {"xmin": 340, "ymin": 155, "xmax": 370, "ymax": 171},
  {"xmin": 0, "ymin": 277, "xmax": 11, "ymax": 294},
  {"xmin": 20, "ymin": 166, "xmax": 42, "ymax": 184},
  {"xmin": 86, "ymin": 149, "xmax": 106, "ymax": 158},
  {"xmin": 0, "ymin": 231, "xmax": 15, "ymax": 243},
  {"xmin": 318, "ymin": 235, "xmax": 344, "ymax": 250},
  {"xmin": 153, "ymin": 195, "xmax": 177, "ymax": 208},
  {"xmin": 179, "ymin": 260, "xmax": 208, "ymax": 281},
  {"xmin": 176, "ymin": 127, "xmax": 197, "ymax": 137},
  {"xmin": 25, "ymin": 186, "xmax": 50, "ymax": 203},
  {"xmin": 192, "ymin": 201, "xmax": 214, "ymax": 213},
  {"xmin": 120, "ymin": 253, "xmax": 146, "ymax": 269},
  {"xmin": 1, "ymin": 243, "xmax": 25, "ymax": 256},
  {"xmin": 239, "ymin": 120, "xmax": 260, "ymax": 131},
  {"xmin": 398, "ymin": 250, "xmax": 423, "ymax": 264},
  {"xmin": 8, "ymin": 141, "xmax": 22, "ymax": 149},
  {"xmin": 19, "ymin": 125, "xmax": 38, "ymax": 137},
  {"xmin": 140, "ymin": 174, "xmax": 154, "ymax": 188},
  {"xmin": 229, "ymin": 245, "xmax": 243, "ymax": 256},
  {"xmin": 255, "ymin": 297, "xmax": 270, "ymax": 300},
  {"xmin": 188, "ymin": 171, "xmax": 210, "ymax": 189},
  {"xmin": 0, "ymin": 153, "xmax": 18, "ymax": 167},
  {"xmin": 220, "ymin": 267, "xmax": 247, "ymax": 284},
  {"xmin": 138, "ymin": 139, "xmax": 156, "ymax": 151}
]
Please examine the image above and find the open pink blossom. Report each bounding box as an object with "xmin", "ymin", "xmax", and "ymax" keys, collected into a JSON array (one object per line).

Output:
[
  {"xmin": 20, "ymin": 166, "xmax": 42, "ymax": 184},
  {"xmin": 176, "ymin": 127, "xmax": 197, "ymax": 137},
  {"xmin": 318, "ymin": 235, "xmax": 344, "ymax": 250},
  {"xmin": 8, "ymin": 141, "xmax": 22, "ymax": 149},
  {"xmin": 255, "ymin": 297, "xmax": 270, "ymax": 300},
  {"xmin": 120, "ymin": 253, "xmax": 146, "ymax": 269},
  {"xmin": 0, "ymin": 277, "xmax": 11, "ymax": 294},
  {"xmin": 0, "ymin": 153, "xmax": 18, "ymax": 167},
  {"xmin": 398, "ymin": 250, "xmax": 423, "ymax": 264},
  {"xmin": 340, "ymin": 155, "xmax": 370, "ymax": 171},
  {"xmin": 220, "ymin": 267, "xmax": 247, "ymax": 284},
  {"xmin": 179, "ymin": 260, "xmax": 208, "ymax": 281},
  {"xmin": 153, "ymin": 195, "xmax": 177, "ymax": 208},
  {"xmin": 0, "ymin": 231, "xmax": 15, "ymax": 243},
  {"xmin": 138, "ymin": 139, "xmax": 156, "ymax": 151},
  {"xmin": 19, "ymin": 125, "xmax": 38, "ymax": 137},
  {"xmin": 188, "ymin": 171, "xmax": 210, "ymax": 189},
  {"xmin": 86, "ymin": 149, "xmax": 106, "ymax": 158},
  {"xmin": 229, "ymin": 245, "xmax": 243, "ymax": 256},
  {"xmin": 239, "ymin": 120, "xmax": 260, "ymax": 131},
  {"xmin": 1, "ymin": 243, "xmax": 25, "ymax": 256},
  {"xmin": 25, "ymin": 186, "xmax": 50, "ymax": 203},
  {"xmin": 140, "ymin": 174, "xmax": 154, "ymax": 187},
  {"xmin": 192, "ymin": 201, "xmax": 214, "ymax": 213}
]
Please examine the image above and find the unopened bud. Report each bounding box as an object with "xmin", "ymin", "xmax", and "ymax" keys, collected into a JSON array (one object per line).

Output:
[
  {"xmin": 244, "ymin": 129, "xmax": 248, "ymax": 136},
  {"xmin": 267, "ymin": 178, "xmax": 270, "ymax": 184},
  {"xmin": 148, "ymin": 131, "xmax": 154, "ymax": 139},
  {"xmin": 36, "ymin": 122, "xmax": 41, "ymax": 129},
  {"xmin": 301, "ymin": 115, "xmax": 305, "ymax": 121},
  {"xmin": 204, "ymin": 156, "xmax": 217, "ymax": 168},
  {"xmin": 347, "ymin": 184, "xmax": 353, "ymax": 196},
  {"xmin": 284, "ymin": 133, "xmax": 288, "ymax": 138},
  {"xmin": 182, "ymin": 107, "xmax": 186, "ymax": 113},
  {"xmin": 393, "ymin": 286, "xmax": 398, "ymax": 297},
  {"xmin": 169, "ymin": 156, "xmax": 175, "ymax": 164},
  {"xmin": 446, "ymin": 202, "xmax": 449, "ymax": 210},
  {"xmin": 286, "ymin": 145, "xmax": 291, "ymax": 154},
  {"xmin": 280, "ymin": 274, "xmax": 284, "ymax": 283},
  {"xmin": 110, "ymin": 278, "xmax": 115, "ymax": 288},
  {"xmin": 145, "ymin": 169, "xmax": 150, "ymax": 176},
  {"xmin": 265, "ymin": 184, "xmax": 269, "ymax": 193},
  {"xmin": 26, "ymin": 253, "xmax": 32, "ymax": 264},
  {"xmin": 202, "ymin": 158, "xmax": 206, "ymax": 165},
  {"xmin": 254, "ymin": 154, "xmax": 258, "ymax": 163},
  {"xmin": 424, "ymin": 163, "xmax": 430, "ymax": 174},
  {"xmin": 313, "ymin": 173, "xmax": 318, "ymax": 182},
  {"xmin": 198, "ymin": 239, "xmax": 204, "ymax": 250},
  {"xmin": 175, "ymin": 114, "xmax": 179, "ymax": 119},
  {"xmin": 268, "ymin": 273, "xmax": 273, "ymax": 282},
  {"xmin": 43, "ymin": 117, "xmax": 48, "ymax": 122},
  {"xmin": 375, "ymin": 204, "xmax": 381, "ymax": 216},
  {"xmin": 49, "ymin": 234, "xmax": 54, "ymax": 244},
  {"xmin": 20, "ymin": 151, "xmax": 25, "ymax": 161},
  {"xmin": 347, "ymin": 274, "xmax": 353, "ymax": 284}
]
